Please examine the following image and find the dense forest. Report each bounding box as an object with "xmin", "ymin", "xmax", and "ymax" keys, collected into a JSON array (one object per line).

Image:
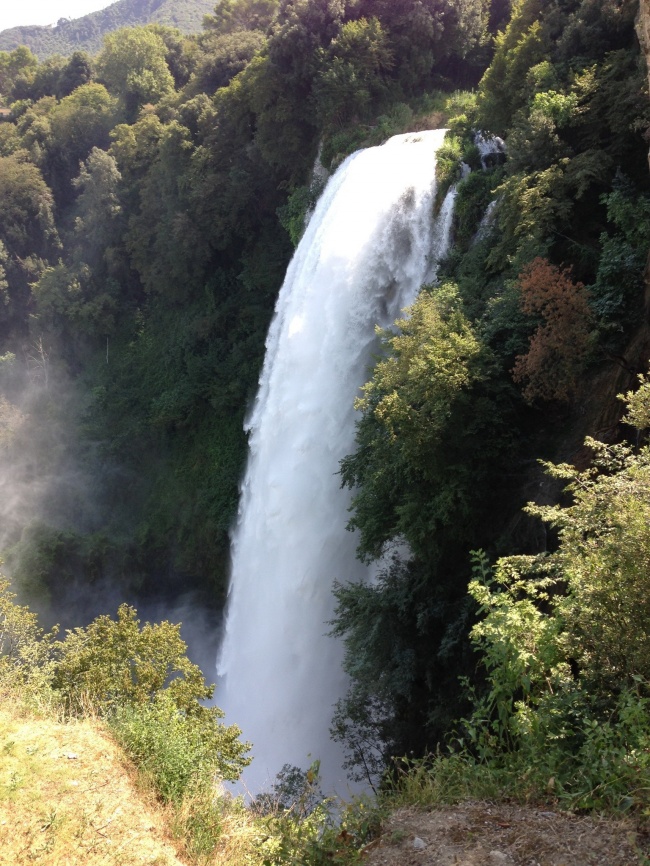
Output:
[{"xmin": 1, "ymin": 0, "xmax": 650, "ymax": 825}]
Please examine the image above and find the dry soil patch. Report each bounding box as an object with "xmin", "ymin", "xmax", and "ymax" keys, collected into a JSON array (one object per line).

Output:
[{"xmin": 363, "ymin": 802, "xmax": 647, "ymax": 866}]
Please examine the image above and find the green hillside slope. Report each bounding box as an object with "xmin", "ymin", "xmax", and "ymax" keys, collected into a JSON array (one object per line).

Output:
[{"xmin": 0, "ymin": 0, "xmax": 214, "ymax": 58}]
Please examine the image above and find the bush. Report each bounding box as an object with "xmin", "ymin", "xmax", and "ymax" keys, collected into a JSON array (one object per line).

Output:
[
  {"xmin": 51, "ymin": 603, "xmax": 251, "ymax": 804},
  {"xmin": 0, "ymin": 574, "xmax": 55, "ymax": 697},
  {"xmin": 256, "ymin": 764, "xmax": 381, "ymax": 866},
  {"xmin": 110, "ymin": 691, "xmax": 249, "ymax": 803},
  {"xmin": 51, "ymin": 603, "xmax": 212, "ymax": 714},
  {"xmin": 459, "ymin": 377, "xmax": 650, "ymax": 810}
]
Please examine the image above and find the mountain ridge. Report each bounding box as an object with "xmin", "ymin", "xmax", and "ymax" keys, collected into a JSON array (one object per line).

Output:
[{"xmin": 0, "ymin": 0, "xmax": 214, "ymax": 58}]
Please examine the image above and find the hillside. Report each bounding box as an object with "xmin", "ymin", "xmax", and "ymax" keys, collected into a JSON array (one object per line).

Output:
[
  {"xmin": 0, "ymin": 0, "xmax": 214, "ymax": 58},
  {"xmin": 0, "ymin": 705, "xmax": 186, "ymax": 866},
  {"xmin": 3, "ymin": 708, "xmax": 647, "ymax": 866}
]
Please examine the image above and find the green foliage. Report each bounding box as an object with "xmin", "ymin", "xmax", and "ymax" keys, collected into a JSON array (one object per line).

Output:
[
  {"xmin": 451, "ymin": 166, "xmax": 503, "ymax": 253},
  {"xmin": 335, "ymin": 282, "xmax": 516, "ymax": 772},
  {"xmin": 7, "ymin": 51, "xmax": 93, "ymax": 103},
  {"xmin": 0, "ymin": 47, "xmax": 38, "ymax": 98},
  {"xmin": 341, "ymin": 283, "xmax": 485, "ymax": 561},
  {"xmin": 0, "ymin": 154, "xmax": 58, "ymax": 259},
  {"xmin": 98, "ymin": 27, "xmax": 175, "ymax": 119},
  {"xmin": 111, "ymin": 690, "xmax": 250, "ymax": 802},
  {"xmin": 186, "ymin": 29, "xmax": 266, "ymax": 95},
  {"xmin": 477, "ymin": 1, "xmax": 546, "ymax": 135},
  {"xmin": 277, "ymin": 175, "xmax": 326, "ymax": 247},
  {"xmin": 254, "ymin": 763, "xmax": 325, "ymax": 816},
  {"xmin": 475, "ymin": 0, "xmax": 648, "ymax": 292},
  {"xmin": 0, "ymin": 153, "xmax": 59, "ymax": 333},
  {"xmin": 621, "ymin": 370, "xmax": 650, "ymax": 432},
  {"xmin": 590, "ymin": 182, "xmax": 650, "ymax": 336},
  {"xmin": 28, "ymin": 147, "xmax": 124, "ymax": 351},
  {"xmin": 530, "ymin": 89, "xmax": 578, "ymax": 128},
  {"xmin": 32, "ymin": 262, "xmax": 118, "ymax": 346},
  {"xmin": 313, "ymin": 17, "xmax": 393, "ymax": 128},
  {"xmin": 0, "ymin": 575, "xmax": 56, "ymax": 695},
  {"xmin": 51, "ymin": 604, "xmax": 210, "ymax": 712},
  {"xmin": 330, "ymin": 559, "xmax": 429, "ymax": 783},
  {"xmin": 0, "ymin": 580, "xmax": 250, "ymax": 858},
  {"xmin": 57, "ymin": 51, "xmax": 94, "ymax": 97},
  {"xmin": 203, "ymin": 0, "xmax": 279, "ymax": 35},
  {"xmin": 46, "ymin": 601, "xmax": 251, "ymax": 831},
  {"xmin": 72, "ymin": 147, "xmax": 123, "ymax": 263},
  {"xmin": 354, "ymin": 0, "xmax": 491, "ymax": 92},
  {"xmin": 255, "ymin": 763, "xmax": 381, "ymax": 866},
  {"xmin": 384, "ymin": 750, "xmax": 513, "ymax": 809},
  {"xmin": 458, "ymin": 381, "xmax": 650, "ymax": 810},
  {"xmin": 46, "ymin": 82, "xmax": 120, "ymax": 203}
]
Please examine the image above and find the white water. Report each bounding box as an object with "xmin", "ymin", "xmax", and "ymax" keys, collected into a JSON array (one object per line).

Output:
[
  {"xmin": 217, "ymin": 129, "xmax": 455, "ymax": 795},
  {"xmin": 475, "ymin": 131, "xmax": 506, "ymax": 169}
]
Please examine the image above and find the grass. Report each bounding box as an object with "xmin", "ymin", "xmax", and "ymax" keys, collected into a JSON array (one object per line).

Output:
[
  {"xmin": 0, "ymin": 687, "xmax": 375, "ymax": 866},
  {"xmin": 0, "ymin": 696, "xmax": 185, "ymax": 866}
]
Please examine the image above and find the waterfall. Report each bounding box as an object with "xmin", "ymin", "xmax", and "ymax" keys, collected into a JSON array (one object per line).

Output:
[{"xmin": 217, "ymin": 129, "xmax": 455, "ymax": 795}]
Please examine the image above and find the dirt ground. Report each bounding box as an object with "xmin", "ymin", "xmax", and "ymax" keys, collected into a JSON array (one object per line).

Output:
[{"xmin": 362, "ymin": 802, "xmax": 648, "ymax": 866}]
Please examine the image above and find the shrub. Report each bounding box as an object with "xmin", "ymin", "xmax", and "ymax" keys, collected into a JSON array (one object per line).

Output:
[
  {"xmin": 0, "ymin": 575, "xmax": 56, "ymax": 701},
  {"xmin": 460, "ymin": 377, "xmax": 650, "ymax": 810},
  {"xmin": 51, "ymin": 603, "xmax": 212, "ymax": 714},
  {"xmin": 511, "ymin": 257, "xmax": 592, "ymax": 401},
  {"xmin": 110, "ymin": 690, "xmax": 249, "ymax": 803}
]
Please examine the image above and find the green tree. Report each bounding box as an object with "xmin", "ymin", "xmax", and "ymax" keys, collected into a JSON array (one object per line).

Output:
[
  {"xmin": 476, "ymin": 0, "xmax": 547, "ymax": 134},
  {"xmin": 0, "ymin": 154, "xmax": 57, "ymax": 260},
  {"xmin": 53, "ymin": 603, "xmax": 209, "ymax": 713},
  {"xmin": 203, "ymin": 0, "xmax": 279, "ymax": 34},
  {"xmin": 0, "ymin": 153, "xmax": 59, "ymax": 333},
  {"xmin": 313, "ymin": 17, "xmax": 393, "ymax": 127},
  {"xmin": 98, "ymin": 27, "xmax": 175, "ymax": 120},
  {"xmin": 355, "ymin": 0, "xmax": 490, "ymax": 91},
  {"xmin": 0, "ymin": 46, "xmax": 38, "ymax": 100},
  {"xmin": 57, "ymin": 51, "xmax": 94, "ymax": 98},
  {"xmin": 0, "ymin": 575, "xmax": 55, "ymax": 694},
  {"xmin": 341, "ymin": 283, "xmax": 485, "ymax": 560},
  {"xmin": 590, "ymin": 183, "xmax": 650, "ymax": 336},
  {"xmin": 467, "ymin": 381, "xmax": 650, "ymax": 792},
  {"xmin": 11, "ymin": 55, "xmax": 67, "ymax": 102},
  {"xmin": 72, "ymin": 147, "xmax": 124, "ymax": 268},
  {"xmin": 47, "ymin": 82, "xmax": 119, "ymax": 203},
  {"xmin": 187, "ymin": 29, "xmax": 267, "ymax": 95},
  {"xmin": 52, "ymin": 604, "xmax": 252, "ymax": 794},
  {"xmin": 334, "ymin": 280, "xmax": 517, "ymax": 772}
]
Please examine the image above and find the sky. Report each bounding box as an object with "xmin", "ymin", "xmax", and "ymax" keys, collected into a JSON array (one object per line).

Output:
[{"xmin": 0, "ymin": 0, "xmax": 114, "ymax": 32}]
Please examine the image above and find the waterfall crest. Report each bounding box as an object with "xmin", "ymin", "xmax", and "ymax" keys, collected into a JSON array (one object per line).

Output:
[{"xmin": 217, "ymin": 129, "xmax": 454, "ymax": 795}]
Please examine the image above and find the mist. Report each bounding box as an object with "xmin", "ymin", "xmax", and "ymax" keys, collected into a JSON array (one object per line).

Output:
[{"xmin": 0, "ymin": 338, "xmax": 218, "ymax": 677}]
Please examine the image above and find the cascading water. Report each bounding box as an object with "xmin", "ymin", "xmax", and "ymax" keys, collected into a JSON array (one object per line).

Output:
[{"xmin": 217, "ymin": 129, "xmax": 456, "ymax": 795}]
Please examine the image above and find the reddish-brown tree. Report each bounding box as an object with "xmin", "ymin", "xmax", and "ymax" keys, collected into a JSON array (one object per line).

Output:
[{"xmin": 512, "ymin": 256, "xmax": 592, "ymax": 401}]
